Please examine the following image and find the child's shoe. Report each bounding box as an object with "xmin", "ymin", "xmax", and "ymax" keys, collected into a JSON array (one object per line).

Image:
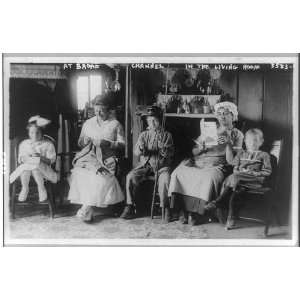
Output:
[
  {"xmin": 18, "ymin": 188, "xmax": 29, "ymax": 202},
  {"xmin": 216, "ymin": 208, "xmax": 227, "ymax": 224},
  {"xmin": 77, "ymin": 206, "xmax": 93, "ymax": 223},
  {"xmin": 225, "ymin": 218, "xmax": 236, "ymax": 230},
  {"xmin": 120, "ymin": 205, "xmax": 135, "ymax": 219}
]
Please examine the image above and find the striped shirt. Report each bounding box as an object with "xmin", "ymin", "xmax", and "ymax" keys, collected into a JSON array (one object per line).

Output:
[{"xmin": 232, "ymin": 150, "xmax": 272, "ymax": 177}]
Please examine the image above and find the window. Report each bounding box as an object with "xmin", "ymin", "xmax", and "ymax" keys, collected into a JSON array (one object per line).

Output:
[{"xmin": 76, "ymin": 74, "xmax": 102, "ymax": 110}]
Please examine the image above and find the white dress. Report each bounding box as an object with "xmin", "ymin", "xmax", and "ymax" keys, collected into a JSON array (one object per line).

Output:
[
  {"xmin": 68, "ymin": 116, "xmax": 125, "ymax": 207},
  {"xmin": 10, "ymin": 139, "xmax": 58, "ymax": 183}
]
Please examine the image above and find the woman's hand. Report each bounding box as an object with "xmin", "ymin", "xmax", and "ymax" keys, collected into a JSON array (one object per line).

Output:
[
  {"xmin": 96, "ymin": 166, "xmax": 110, "ymax": 176},
  {"xmin": 99, "ymin": 139, "xmax": 111, "ymax": 148},
  {"xmin": 192, "ymin": 142, "xmax": 207, "ymax": 156},
  {"xmin": 83, "ymin": 136, "xmax": 92, "ymax": 145},
  {"xmin": 78, "ymin": 136, "xmax": 92, "ymax": 148},
  {"xmin": 217, "ymin": 135, "xmax": 229, "ymax": 145}
]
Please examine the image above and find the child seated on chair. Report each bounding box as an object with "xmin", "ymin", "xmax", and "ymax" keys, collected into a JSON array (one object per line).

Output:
[
  {"xmin": 10, "ymin": 116, "xmax": 58, "ymax": 202},
  {"xmin": 205, "ymin": 128, "xmax": 272, "ymax": 230}
]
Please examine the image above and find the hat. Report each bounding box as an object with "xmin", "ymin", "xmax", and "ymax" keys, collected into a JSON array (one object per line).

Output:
[
  {"xmin": 92, "ymin": 92, "xmax": 116, "ymax": 110},
  {"xmin": 142, "ymin": 105, "xmax": 162, "ymax": 119},
  {"xmin": 214, "ymin": 101, "xmax": 238, "ymax": 121},
  {"xmin": 28, "ymin": 115, "xmax": 51, "ymax": 128}
]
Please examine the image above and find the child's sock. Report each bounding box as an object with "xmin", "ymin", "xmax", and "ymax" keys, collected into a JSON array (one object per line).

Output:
[
  {"xmin": 226, "ymin": 191, "xmax": 239, "ymax": 228},
  {"xmin": 18, "ymin": 187, "xmax": 29, "ymax": 202},
  {"xmin": 38, "ymin": 186, "xmax": 47, "ymax": 202},
  {"xmin": 205, "ymin": 186, "xmax": 232, "ymax": 210},
  {"xmin": 32, "ymin": 169, "xmax": 47, "ymax": 202},
  {"xmin": 215, "ymin": 186, "xmax": 233, "ymax": 207},
  {"xmin": 19, "ymin": 170, "xmax": 31, "ymax": 202}
]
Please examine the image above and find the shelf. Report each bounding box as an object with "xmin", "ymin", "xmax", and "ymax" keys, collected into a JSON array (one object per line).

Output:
[
  {"xmin": 165, "ymin": 113, "xmax": 216, "ymax": 118},
  {"xmin": 163, "ymin": 94, "xmax": 221, "ymax": 97}
]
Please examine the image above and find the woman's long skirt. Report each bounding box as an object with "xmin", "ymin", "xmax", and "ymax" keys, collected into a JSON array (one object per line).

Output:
[
  {"xmin": 168, "ymin": 163, "xmax": 225, "ymax": 215},
  {"xmin": 68, "ymin": 167, "xmax": 124, "ymax": 207}
]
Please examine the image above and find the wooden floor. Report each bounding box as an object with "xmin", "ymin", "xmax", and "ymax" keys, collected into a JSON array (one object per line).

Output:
[{"xmin": 5, "ymin": 203, "xmax": 290, "ymax": 244}]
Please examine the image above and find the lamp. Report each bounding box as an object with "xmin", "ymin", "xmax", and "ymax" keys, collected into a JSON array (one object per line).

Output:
[{"xmin": 111, "ymin": 66, "xmax": 121, "ymax": 92}]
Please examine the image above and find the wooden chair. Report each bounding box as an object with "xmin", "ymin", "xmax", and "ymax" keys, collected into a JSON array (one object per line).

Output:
[
  {"xmin": 10, "ymin": 135, "xmax": 57, "ymax": 219},
  {"xmin": 149, "ymin": 175, "xmax": 165, "ymax": 220},
  {"xmin": 234, "ymin": 140, "xmax": 283, "ymax": 236}
]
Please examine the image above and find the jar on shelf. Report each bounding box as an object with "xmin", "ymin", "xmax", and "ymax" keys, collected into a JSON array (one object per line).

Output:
[
  {"xmin": 190, "ymin": 96, "xmax": 203, "ymax": 114},
  {"xmin": 202, "ymin": 98, "xmax": 211, "ymax": 114}
]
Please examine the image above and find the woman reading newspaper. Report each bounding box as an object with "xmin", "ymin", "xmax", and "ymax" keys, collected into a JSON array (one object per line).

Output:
[{"xmin": 168, "ymin": 102, "xmax": 244, "ymax": 225}]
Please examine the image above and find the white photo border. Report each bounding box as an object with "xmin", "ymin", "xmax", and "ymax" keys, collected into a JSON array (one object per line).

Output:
[{"xmin": 2, "ymin": 54, "xmax": 299, "ymax": 246}]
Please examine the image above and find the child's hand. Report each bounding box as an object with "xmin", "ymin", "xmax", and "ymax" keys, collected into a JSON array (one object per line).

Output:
[
  {"xmin": 233, "ymin": 168, "xmax": 240, "ymax": 174},
  {"xmin": 199, "ymin": 141, "xmax": 206, "ymax": 151},
  {"xmin": 20, "ymin": 155, "xmax": 31, "ymax": 163},
  {"xmin": 138, "ymin": 141, "xmax": 147, "ymax": 152},
  {"xmin": 31, "ymin": 153, "xmax": 41, "ymax": 157}
]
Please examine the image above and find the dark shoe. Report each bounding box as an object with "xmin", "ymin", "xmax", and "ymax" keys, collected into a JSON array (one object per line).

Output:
[
  {"xmin": 111, "ymin": 202, "xmax": 124, "ymax": 217},
  {"xmin": 204, "ymin": 201, "xmax": 217, "ymax": 211},
  {"xmin": 225, "ymin": 218, "xmax": 236, "ymax": 230},
  {"xmin": 83, "ymin": 216, "xmax": 94, "ymax": 224},
  {"xmin": 216, "ymin": 208, "xmax": 227, "ymax": 225},
  {"xmin": 120, "ymin": 205, "xmax": 135, "ymax": 219},
  {"xmin": 181, "ymin": 211, "xmax": 188, "ymax": 224}
]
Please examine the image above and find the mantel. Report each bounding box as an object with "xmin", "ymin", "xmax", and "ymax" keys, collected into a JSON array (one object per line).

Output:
[{"xmin": 165, "ymin": 113, "xmax": 216, "ymax": 118}]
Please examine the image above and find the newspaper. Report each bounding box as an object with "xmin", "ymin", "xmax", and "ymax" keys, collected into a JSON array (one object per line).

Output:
[{"xmin": 200, "ymin": 119, "xmax": 218, "ymax": 146}]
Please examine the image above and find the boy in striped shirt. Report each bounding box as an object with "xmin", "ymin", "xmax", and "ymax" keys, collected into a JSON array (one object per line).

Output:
[{"xmin": 205, "ymin": 128, "xmax": 272, "ymax": 229}]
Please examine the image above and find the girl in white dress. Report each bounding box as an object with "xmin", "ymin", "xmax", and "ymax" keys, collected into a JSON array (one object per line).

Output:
[
  {"xmin": 10, "ymin": 116, "xmax": 58, "ymax": 202},
  {"xmin": 68, "ymin": 93, "xmax": 125, "ymax": 222}
]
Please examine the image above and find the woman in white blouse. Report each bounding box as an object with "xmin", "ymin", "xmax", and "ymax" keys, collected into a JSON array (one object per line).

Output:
[{"xmin": 68, "ymin": 93, "xmax": 125, "ymax": 222}]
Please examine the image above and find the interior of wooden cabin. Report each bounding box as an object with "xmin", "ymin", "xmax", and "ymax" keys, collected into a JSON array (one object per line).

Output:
[{"xmin": 7, "ymin": 62, "xmax": 293, "ymax": 239}]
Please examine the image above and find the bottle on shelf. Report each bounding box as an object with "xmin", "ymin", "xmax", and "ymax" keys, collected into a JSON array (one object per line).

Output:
[
  {"xmin": 206, "ymin": 81, "xmax": 212, "ymax": 95},
  {"xmin": 182, "ymin": 99, "xmax": 190, "ymax": 114}
]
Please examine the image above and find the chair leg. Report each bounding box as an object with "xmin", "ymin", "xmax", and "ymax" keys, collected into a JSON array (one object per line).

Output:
[
  {"xmin": 11, "ymin": 183, "xmax": 17, "ymax": 219},
  {"xmin": 46, "ymin": 183, "xmax": 55, "ymax": 219},
  {"xmin": 151, "ymin": 182, "xmax": 158, "ymax": 220},
  {"xmin": 59, "ymin": 180, "xmax": 65, "ymax": 207},
  {"xmin": 264, "ymin": 192, "xmax": 273, "ymax": 237},
  {"xmin": 264, "ymin": 222, "xmax": 270, "ymax": 237}
]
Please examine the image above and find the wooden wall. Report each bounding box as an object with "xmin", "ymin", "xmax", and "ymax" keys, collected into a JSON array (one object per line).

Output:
[{"xmin": 263, "ymin": 70, "xmax": 293, "ymax": 222}]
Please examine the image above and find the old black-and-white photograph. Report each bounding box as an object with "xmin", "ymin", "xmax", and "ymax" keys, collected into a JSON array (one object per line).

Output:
[{"xmin": 2, "ymin": 55, "xmax": 298, "ymax": 246}]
